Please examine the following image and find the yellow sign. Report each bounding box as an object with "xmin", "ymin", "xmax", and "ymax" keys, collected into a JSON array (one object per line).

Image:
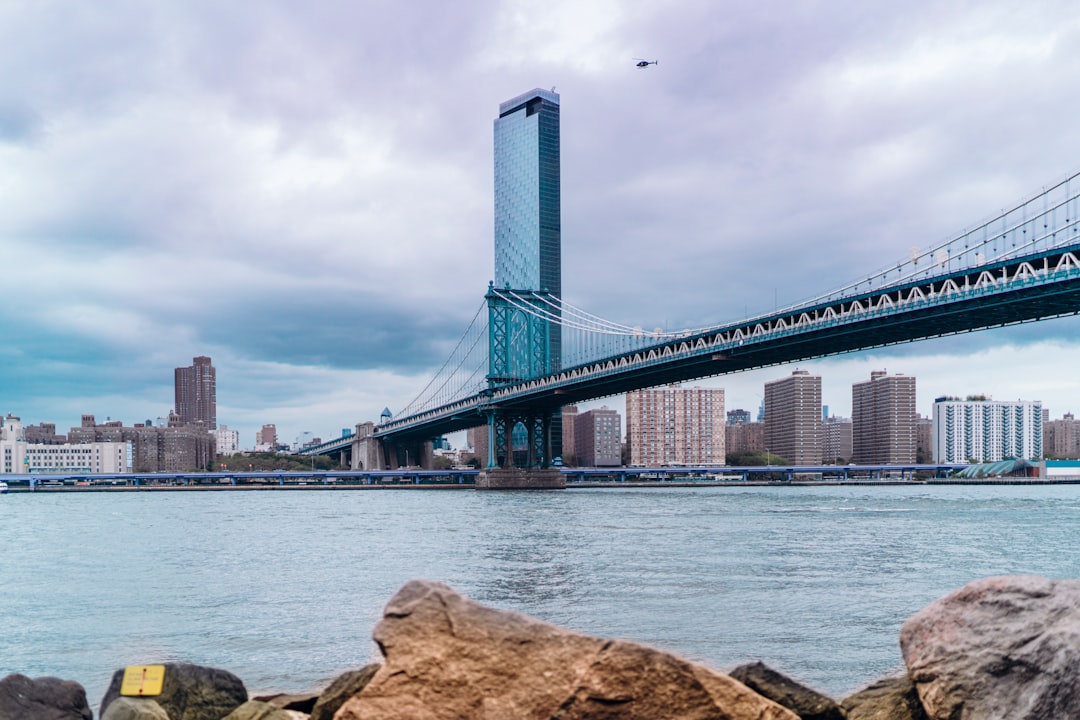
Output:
[{"xmin": 120, "ymin": 665, "xmax": 166, "ymax": 697}]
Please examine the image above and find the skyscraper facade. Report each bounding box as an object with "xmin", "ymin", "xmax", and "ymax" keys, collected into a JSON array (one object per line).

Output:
[
  {"xmin": 174, "ymin": 356, "xmax": 216, "ymax": 429},
  {"xmin": 851, "ymin": 371, "xmax": 917, "ymax": 464},
  {"xmin": 492, "ymin": 88, "xmax": 563, "ymax": 463},
  {"xmin": 763, "ymin": 370, "xmax": 822, "ymax": 464},
  {"xmin": 494, "ymin": 88, "xmax": 561, "ymax": 296},
  {"xmin": 626, "ymin": 385, "xmax": 725, "ymax": 466},
  {"xmin": 932, "ymin": 397, "xmax": 1043, "ymax": 462}
]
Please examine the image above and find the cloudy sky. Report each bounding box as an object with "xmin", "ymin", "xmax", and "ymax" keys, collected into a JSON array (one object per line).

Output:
[{"xmin": 3, "ymin": 1, "xmax": 1080, "ymax": 447}]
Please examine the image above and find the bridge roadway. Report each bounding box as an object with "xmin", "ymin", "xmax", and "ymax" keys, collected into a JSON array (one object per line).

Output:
[
  {"xmin": 1, "ymin": 464, "xmax": 967, "ymax": 489},
  {"xmin": 374, "ymin": 242, "xmax": 1080, "ymax": 442}
]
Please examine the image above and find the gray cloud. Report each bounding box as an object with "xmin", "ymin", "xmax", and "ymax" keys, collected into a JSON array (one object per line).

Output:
[{"xmin": 3, "ymin": 0, "xmax": 1080, "ymax": 442}]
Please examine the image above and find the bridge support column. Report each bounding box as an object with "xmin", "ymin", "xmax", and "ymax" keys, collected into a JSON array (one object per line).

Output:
[{"xmin": 477, "ymin": 467, "xmax": 565, "ymax": 490}]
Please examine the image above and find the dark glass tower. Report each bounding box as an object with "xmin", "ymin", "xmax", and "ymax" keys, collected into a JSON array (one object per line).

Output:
[
  {"xmin": 494, "ymin": 88, "xmax": 561, "ymax": 298},
  {"xmin": 493, "ymin": 88, "xmax": 563, "ymax": 462}
]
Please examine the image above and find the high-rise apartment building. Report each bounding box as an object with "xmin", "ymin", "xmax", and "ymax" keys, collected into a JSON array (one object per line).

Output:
[
  {"xmin": 574, "ymin": 407, "xmax": 622, "ymax": 467},
  {"xmin": 174, "ymin": 356, "xmax": 216, "ymax": 429},
  {"xmin": 821, "ymin": 416, "xmax": 853, "ymax": 464},
  {"xmin": 1045, "ymin": 413, "xmax": 1080, "ymax": 458},
  {"xmin": 851, "ymin": 371, "xmax": 917, "ymax": 464},
  {"xmin": 763, "ymin": 370, "xmax": 822, "ymax": 465},
  {"xmin": 932, "ymin": 397, "xmax": 1043, "ymax": 463},
  {"xmin": 626, "ymin": 385, "xmax": 725, "ymax": 466}
]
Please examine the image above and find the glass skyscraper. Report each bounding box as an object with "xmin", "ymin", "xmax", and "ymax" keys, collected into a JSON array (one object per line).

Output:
[
  {"xmin": 493, "ymin": 88, "xmax": 561, "ymax": 297},
  {"xmin": 492, "ymin": 88, "xmax": 563, "ymax": 462}
]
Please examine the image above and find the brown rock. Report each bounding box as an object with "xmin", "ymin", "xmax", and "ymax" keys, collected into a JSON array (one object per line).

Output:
[
  {"xmin": 899, "ymin": 574, "xmax": 1080, "ymax": 720},
  {"xmin": 336, "ymin": 579, "xmax": 799, "ymax": 720},
  {"xmin": 99, "ymin": 662, "xmax": 247, "ymax": 720},
  {"xmin": 308, "ymin": 665, "xmax": 380, "ymax": 720},
  {"xmin": 841, "ymin": 675, "xmax": 928, "ymax": 720},
  {"xmin": 729, "ymin": 661, "xmax": 844, "ymax": 720},
  {"xmin": 0, "ymin": 674, "xmax": 93, "ymax": 720}
]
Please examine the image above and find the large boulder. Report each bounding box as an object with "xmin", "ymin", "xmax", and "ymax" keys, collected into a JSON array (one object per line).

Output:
[
  {"xmin": 0, "ymin": 674, "xmax": 93, "ymax": 720},
  {"xmin": 100, "ymin": 662, "xmax": 247, "ymax": 720},
  {"xmin": 899, "ymin": 574, "xmax": 1080, "ymax": 720},
  {"xmin": 336, "ymin": 579, "xmax": 798, "ymax": 720},
  {"xmin": 841, "ymin": 675, "xmax": 929, "ymax": 720},
  {"xmin": 308, "ymin": 665, "xmax": 380, "ymax": 720},
  {"xmin": 728, "ymin": 661, "xmax": 844, "ymax": 720}
]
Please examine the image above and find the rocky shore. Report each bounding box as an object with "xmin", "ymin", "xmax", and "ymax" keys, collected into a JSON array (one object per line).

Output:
[{"xmin": 3, "ymin": 574, "xmax": 1078, "ymax": 719}]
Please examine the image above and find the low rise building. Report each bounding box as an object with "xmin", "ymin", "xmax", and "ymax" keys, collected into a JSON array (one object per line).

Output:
[{"xmin": 2, "ymin": 414, "xmax": 131, "ymax": 474}]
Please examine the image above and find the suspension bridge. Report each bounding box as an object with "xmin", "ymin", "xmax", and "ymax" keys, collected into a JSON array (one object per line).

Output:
[{"xmin": 303, "ymin": 169, "xmax": 1080, "ymax": 481}]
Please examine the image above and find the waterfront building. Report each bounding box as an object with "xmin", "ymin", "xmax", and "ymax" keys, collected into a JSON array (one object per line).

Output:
[
  {"xmin": 175, "ymin": 356, "xmax": 217, "ymax": 429},
  {"xmin": 932, "ymin": 397, "xmax": 1043, "ymax": 463},
  {"xmin": 851, "ymin": 371, "xmax": 917, "ymax": 465},
  {"xmin": 494, "ymin": 88, "xmax": 563, "ymax": 461},
  {"xmin": 821, "ymin": 416, "xmax": 853, "ymax": 464},
  {"xmin": 725, "ymin": 421, "xmax": 764, "ymax": 461},
  {"xmin": 561, "ymin": 405, "xmax": 578, "ymax": 465},
  {"xmin": 68, "ymin": 413, "xmax": 213, "ymax": 473},
  {"xmin": 574, "ymin": 407, "xmax": 622, "ymax": 467},
  {"xmin": 626, "ymin": 385, "xmax": 725, "ymax": 466},
  {"xmin": 764, "ymin": 370, "xmax": 822, "ymax": 465},
  {"xmin": 214, "ymin": 425, "xmax": 240, "ymax": 456},
  {"xmin": 2, "ymin": 414, "xmax": 131, "ymax": 474},
  {"xmin": 1044, "ymin": 412, "xmax": 1080, "ymax": 458}
]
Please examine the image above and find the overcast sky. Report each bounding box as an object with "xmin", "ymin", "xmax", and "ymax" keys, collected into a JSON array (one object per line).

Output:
[{"xmin": 3, "ymin": 1, "xmax": 1080, "ymax": 448}]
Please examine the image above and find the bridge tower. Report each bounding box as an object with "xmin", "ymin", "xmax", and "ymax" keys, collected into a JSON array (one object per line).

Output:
[{"xmin": 479, "ymin": 88, "xmax": 565, "ymax": 489}]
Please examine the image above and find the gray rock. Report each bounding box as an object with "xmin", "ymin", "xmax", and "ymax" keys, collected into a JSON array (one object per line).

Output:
[
  {"xmin": 100, "ymin": 663, "xmax": 247, "ymax": 720},
  {"xmin": 842, "ymin": 675, "xmax": 929, "ymax": 720},
  {"xmin": 900, "ymin": 574, "xmax": 1080, "ymax": 720},
  {"xmin": 250, "ymin": 691, "xmax": 319, "ymax": 713},
  {"xmin": 220, "ymin": 700, "xmax": 308, "ymax": 719},
  {"xmin": 308, "ymin": 665, "xmax": 379, "ymax": 720},
  {"xmin": 729, "ymin": 661, "xmax": 844, "ymax": 720},
  {"xmin": 0, "ymin": 673, "xmax": 93, "ymax": 720},
  {"xmin": 100, "ymin": 696, "xmax": 171, "ymax": 720}
]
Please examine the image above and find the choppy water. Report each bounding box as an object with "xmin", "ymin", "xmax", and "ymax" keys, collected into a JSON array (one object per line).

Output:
[{"xmin": 2, "ymin": 485, "xmax": 1079, "ymax": 711}]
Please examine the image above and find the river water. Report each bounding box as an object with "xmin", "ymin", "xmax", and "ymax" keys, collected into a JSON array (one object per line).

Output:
[{"xmin": 2, "ymin": 484, "xmax": 1078, "ymax": 710}]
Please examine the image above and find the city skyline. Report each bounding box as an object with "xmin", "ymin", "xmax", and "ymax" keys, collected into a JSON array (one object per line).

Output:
[{"xmin": 3, "ymin": 2, "xmax": 1080, "ymax": 443}]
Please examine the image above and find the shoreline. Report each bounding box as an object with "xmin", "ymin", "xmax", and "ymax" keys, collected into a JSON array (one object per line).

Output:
[{"xmin": 5, "ymin": 477, "xmax": 1079, "ymax": 493}]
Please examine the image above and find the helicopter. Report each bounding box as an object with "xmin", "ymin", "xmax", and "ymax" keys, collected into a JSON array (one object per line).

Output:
[{"xmin": 634, "ymin": 58, "xmax": 658, "ymax": 68}]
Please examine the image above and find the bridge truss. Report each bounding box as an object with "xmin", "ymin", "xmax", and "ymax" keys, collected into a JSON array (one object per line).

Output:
[{"xmin": 380, "ymin": 170, "xmax": 1080, "ymax": 458}]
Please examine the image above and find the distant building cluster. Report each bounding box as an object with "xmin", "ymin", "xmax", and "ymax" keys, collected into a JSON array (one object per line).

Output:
[
  {"xmin": 2, "ymin": 356, "xmax": 232, "ymax": 475},
  {"xmin": 487, "ymin": 368, "xmax": 1071, "ymax": 470}
]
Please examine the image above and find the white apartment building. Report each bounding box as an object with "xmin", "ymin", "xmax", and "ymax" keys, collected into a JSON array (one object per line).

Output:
[
  {"xmin": 932, "ymin": 397, "xmax": 1043, "ymax": 463},
  {"xmin": 2, "ymin": 415, "xmax": 131, "ymax": 474},
  {"xmin": 214, "ymin": 425, "xmax": 240, "ymax": 455}
]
